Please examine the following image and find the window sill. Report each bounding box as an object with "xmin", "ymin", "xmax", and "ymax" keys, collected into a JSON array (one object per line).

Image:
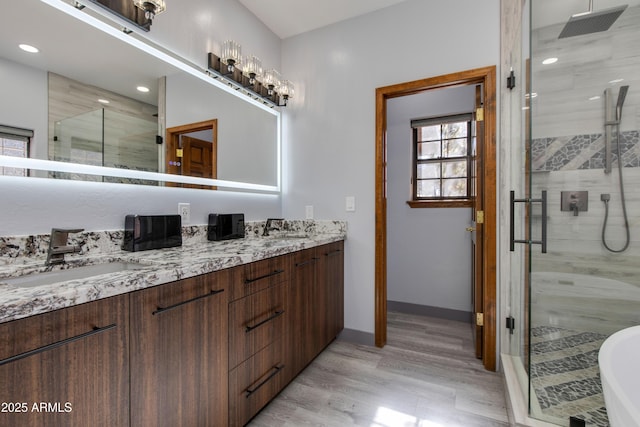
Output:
[{"xmin": 406, "ymin": 199, "xmax": 473, "ymax": 208}]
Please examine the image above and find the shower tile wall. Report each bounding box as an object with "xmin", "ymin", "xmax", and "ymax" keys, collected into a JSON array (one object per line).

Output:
[{"xmin": 529, "ymin": 4, "xmax": 640, "ymax": 334}]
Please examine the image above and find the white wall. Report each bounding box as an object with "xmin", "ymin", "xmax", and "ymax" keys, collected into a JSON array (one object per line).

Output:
[
  {"xmin": 386, "ymin": 87, "xmax": 475, "ymax": 312},
  {"xmin": 0, "ymin": 58, "xmax": 47, "ymax": 160},
  {"xmin": 0, "ymin": 0, "xmax": 283, "ymax": 237},
  {"xmin": 281, "ymin": 0, "xmax": 500, "ymax": 335}
]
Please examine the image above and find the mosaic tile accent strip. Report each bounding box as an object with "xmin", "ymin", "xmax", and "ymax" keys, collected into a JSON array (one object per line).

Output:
[
  {"xmin": 532, "ymin": 130, "xmax": 640, "ymax": 171},
  {"xmin": 530, "ymin": 325, "xmax": 610, "ymax": 426}
]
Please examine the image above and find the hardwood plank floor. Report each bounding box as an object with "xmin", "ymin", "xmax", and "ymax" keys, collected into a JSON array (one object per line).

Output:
[{"xmin": 249, "ymin": 311, "xmax": 510, "ymax": 427}]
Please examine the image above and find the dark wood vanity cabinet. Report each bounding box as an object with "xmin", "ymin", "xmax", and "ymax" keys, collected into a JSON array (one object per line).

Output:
[
  {"xmin": 0, "ymin": 241, "xmax": 343, "ymax": 427},
  {"xmin": 129, "ymin": 271, "xmax": 229, "ymax": 427},
  {"xmin": 288, "ymin": 241, "xmax": 345, "ymax": 379},
  {"xmin": 318, "ymin": 241, "xmax": 345, "ymax": 346},
  {"xmin": 0, "ymin": 295, "xmax": 129, "ymax": 427}
]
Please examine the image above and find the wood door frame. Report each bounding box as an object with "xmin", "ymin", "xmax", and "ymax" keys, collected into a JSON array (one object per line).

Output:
[
  {"xmin": 166, "ymin": 119, "xmax": 218, "ymax": 180},
  {"xmin": 375, "ymin": 66, "xmax": 497, "ymax": 371}
]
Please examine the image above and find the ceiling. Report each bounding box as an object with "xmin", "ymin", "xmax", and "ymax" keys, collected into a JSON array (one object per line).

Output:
[
  {"xmin": 238, "ymin": 0, "xmax": 640, "ymax": 39},
  {"xmin": 237, "ymin": 0, "xmax": 410, "ymax": 39}
]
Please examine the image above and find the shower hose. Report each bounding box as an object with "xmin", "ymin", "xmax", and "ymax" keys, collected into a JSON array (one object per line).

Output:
[{"xmin": 601, "ymin": 126, "xmax": 631, "ymax": 252}]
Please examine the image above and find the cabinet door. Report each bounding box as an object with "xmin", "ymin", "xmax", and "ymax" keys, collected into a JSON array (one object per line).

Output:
[
  {"xmin": 130, "ymin": 272, "xmax": 228, "ymax": 427},
  {"xmin": 318, "ymin": 241, "xmax": 345, "ymax": 346},
  {"xmin": 288, "ymin": 248, "xmax": 318, "ymax": 376},
  {"xmin": 0, "ymin": 295, "xmax": 129, "ymax": 427}
]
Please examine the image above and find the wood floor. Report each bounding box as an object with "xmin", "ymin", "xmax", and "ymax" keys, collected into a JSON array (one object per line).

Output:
[{"xmin": 248, "ymin": 311, "xmax": 510, "ymax": 427}]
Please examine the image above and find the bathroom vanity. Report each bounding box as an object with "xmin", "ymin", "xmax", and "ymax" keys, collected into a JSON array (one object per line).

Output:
[{"xmin": 0, "ymin": 221, "xmax": 345, "ymax": 426}]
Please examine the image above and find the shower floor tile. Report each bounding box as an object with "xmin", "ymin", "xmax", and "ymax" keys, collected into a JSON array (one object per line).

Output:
[{"xmin": 530, "ymin": 325, "xmax": 609, "ymax": 426}]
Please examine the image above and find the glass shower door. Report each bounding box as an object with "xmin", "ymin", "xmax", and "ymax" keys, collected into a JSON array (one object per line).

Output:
[{"xmin": 527, "ymin": 1, "xmax": 640, "ymax": 425}]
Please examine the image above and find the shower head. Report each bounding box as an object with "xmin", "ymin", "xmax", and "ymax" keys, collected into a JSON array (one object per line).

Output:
[
  {"xmin": 558, "ymin": 4, "xmax": 628, "ymax": 39},
  {"xmin": 616, "ymin": 85, "xmax": 629, "ymax": 121}
]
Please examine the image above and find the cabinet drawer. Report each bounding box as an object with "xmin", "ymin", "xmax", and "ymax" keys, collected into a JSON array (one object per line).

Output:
[
  {"xmin": 229, "ymin": 282, "xmax": 286, "ymax": 369},
  {"xmin": 229, "ymin": 255, "xmax": 289, "ymax": 301},
  {"xmin": 229, "ymin": 339, "xmax": 288, "ymax": 427}
]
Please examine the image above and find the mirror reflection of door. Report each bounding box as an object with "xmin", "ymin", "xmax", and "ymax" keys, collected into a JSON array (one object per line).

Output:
[{"xmin": 166, "ymin": 119, "xmax": 217, "ymax": 189}]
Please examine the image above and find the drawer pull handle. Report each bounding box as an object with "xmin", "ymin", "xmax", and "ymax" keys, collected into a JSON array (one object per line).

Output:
[
  {"xmin": 245, "ymin": 364, "xmax": 285, "ymax": 398},
  {"xmin": 245, "ymin": 310, "xmax": 285, "ymax": 333},
  {"xmin": 244, "ymin": 269, "xmax": 284, "ymax": 285},
  {"xmin": 325, "ymin": 249, "xmax": 342, "ymax": 257},
  {"xmin": 295, "ymin": 257, "xmax": 319, "ymax": 267},
  {"xmin": 0, "ymin": 323, "xmax": 117, "ymax": 367},
  {"xmin": 152, "ymin": 289, "xmax": 225, "ymax": 315}
]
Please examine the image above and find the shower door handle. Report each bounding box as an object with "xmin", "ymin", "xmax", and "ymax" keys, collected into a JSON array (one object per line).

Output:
[{"xmin": 510, "ymin": 190, "xmax": 547, "ymax": 254}]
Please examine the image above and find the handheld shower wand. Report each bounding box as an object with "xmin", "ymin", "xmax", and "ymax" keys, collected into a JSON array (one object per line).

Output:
[{"xmin": 601, "ymin": 85, "xmax": 630, "ymax": 253}]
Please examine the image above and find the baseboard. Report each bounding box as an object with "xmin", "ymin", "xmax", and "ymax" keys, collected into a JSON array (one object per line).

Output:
[
  {"xmin": 337, "ymin": 328, "xmax": 375, "ymax": 346},
  {"xmin": 387, "ymin": 300, "xmax": 472, "ymax": 323}
]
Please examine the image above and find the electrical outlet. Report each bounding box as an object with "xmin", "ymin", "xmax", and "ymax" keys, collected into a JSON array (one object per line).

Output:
[
  {"xmin": 305, "ymin": 205, "xmax": 314, "ymax": 219},
  {"xmin": 178, "ymin": 203, "xmax": 190, "ymax": 224}
]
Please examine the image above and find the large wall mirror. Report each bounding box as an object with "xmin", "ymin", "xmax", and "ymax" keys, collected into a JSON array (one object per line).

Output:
[{"xmin": 0, "ymin": 0, "xmax": 280, "ymax": 192}]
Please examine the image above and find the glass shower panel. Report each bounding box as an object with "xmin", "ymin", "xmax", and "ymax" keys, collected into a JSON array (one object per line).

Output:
[
  {"xmin": 528, "ymin": 1, "xmax": 640, "ymax": 425},
  {"xmin": 53, "ymin": 109, "xmax": 103, "ymax": 181},
  {"xmin": 102, "ymin": 109, "xmax": 158, "ymax": 173}
]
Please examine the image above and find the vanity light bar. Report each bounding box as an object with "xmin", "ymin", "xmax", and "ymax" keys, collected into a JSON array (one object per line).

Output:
[{"xmin": 0, "ymin": 155, "xmax": 279, "ymax": 193}]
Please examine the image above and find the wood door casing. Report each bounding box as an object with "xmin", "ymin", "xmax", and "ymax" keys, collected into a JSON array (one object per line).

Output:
[{"xmin": 375, "ymin": 66, "xmax": 497, "ymax": 371}]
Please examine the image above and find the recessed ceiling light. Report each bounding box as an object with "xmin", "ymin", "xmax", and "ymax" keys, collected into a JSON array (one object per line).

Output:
[
  {"xmin": 609, "ymin": 79, "xmax": 624, "ymax": 84},
  {"xmin": 137, "ymin": 86, "xmax": 150, "ymax": 93},
  {"xmin": 98, "ymin": 98, "xmax": 110, "ymax": 104},
  {"xmin": 19, "ymin": 44, "xmax": 39, "ymax": 53},
  {"xmin": 542, "ymin": 57, "xmax": 558, "ymax": 65},
  {"xmin": 589, "ymin": 96, "xmax": 601, "ymax": 101}
]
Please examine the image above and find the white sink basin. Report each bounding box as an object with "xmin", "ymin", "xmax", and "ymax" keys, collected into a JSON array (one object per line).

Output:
[{"xmin": 1, "ymin": 262, "xmax": 149, "ymax": 288}]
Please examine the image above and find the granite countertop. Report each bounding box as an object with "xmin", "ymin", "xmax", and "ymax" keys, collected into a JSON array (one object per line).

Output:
[{"xmin": 0, "ymin": 220, "xmax": 346, "ymax": 324}]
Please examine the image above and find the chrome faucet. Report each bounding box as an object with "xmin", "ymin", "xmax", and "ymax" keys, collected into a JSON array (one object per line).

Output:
[
  {"xmin": 262, "ymin": 218, "xmax": 284, "ymax": 236},
  {"xmin": 46, "ymin": 228, "xmax": 84, "ymax": 265}
]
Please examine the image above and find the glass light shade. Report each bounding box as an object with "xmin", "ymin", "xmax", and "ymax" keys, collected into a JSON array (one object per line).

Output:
[
  {"xmin": 263, "ymin": 69, "xmax": 281, "ymax": 91},
  {"xmin": 243, "ymin": 55, "xmax": 262, "ymax": 82},
  {"xmin": 221, "ymin": 40, "xmax": 241, "ymax": 66},
  {"xmin": 279, "ymin": 80, "xmax": 294, "ymax": 99},
  {"xmin": 133, "ymin": 0, "xmax": 166, "ymax": 19}
]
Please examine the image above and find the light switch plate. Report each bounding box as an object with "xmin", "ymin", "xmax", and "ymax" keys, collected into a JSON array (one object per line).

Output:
[
  {"xmin": 305, "ymin": 205, "xmax": 314, "ymax": 219},
  {"xmin": 346, "ymin": 196, "xmax": 356, "ymax": 212}
]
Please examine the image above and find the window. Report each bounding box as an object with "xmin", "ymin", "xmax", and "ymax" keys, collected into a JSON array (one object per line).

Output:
[
  {"xmin": 410, "ymin": 113, "xmax": 473, "ymax": 206},
  {"xmin": 0, "ymin": 125, "xmax": 32, "ymax": 177}
]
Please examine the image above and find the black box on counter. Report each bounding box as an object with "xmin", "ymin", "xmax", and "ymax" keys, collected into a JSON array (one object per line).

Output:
[
  {"xmin": 123, "ymin": 214, "xmax": 182, "ymax": 252},
  {"xmin": 208, "ymin": 213, "xmax": 245, "ymax": 241}
]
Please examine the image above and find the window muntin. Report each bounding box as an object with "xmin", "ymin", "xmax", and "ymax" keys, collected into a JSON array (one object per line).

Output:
[
  {"xmin": 0, "ymin": 132, "xmax": 30, "ymax": 177},
  {"xmin": 412, "ymin": 115, "xmax": 472, "ymax": 201}
]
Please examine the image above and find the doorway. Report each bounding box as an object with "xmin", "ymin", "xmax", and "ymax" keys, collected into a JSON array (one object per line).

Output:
[
  {"xmin": 375, "ymin": 66, "xmax": 497, "ymax": 371},
  {"xmin": 166, "ymin": 119, "xmax": 218, "ymax": 189}
]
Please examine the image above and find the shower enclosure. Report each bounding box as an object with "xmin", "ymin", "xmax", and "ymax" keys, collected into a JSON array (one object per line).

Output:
[
  {"xmin": 52, "ymin": 108, "xmax": 158, "ymax": 183},
  {"xmin": 504, "ymin": 1, "xmax": 640, "ymax": 425}
]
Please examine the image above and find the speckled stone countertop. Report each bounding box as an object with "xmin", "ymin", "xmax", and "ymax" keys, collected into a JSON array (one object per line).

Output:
[{"xmin": 0, "ymin": 220, "xmax": 346, "ymax": 324}]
